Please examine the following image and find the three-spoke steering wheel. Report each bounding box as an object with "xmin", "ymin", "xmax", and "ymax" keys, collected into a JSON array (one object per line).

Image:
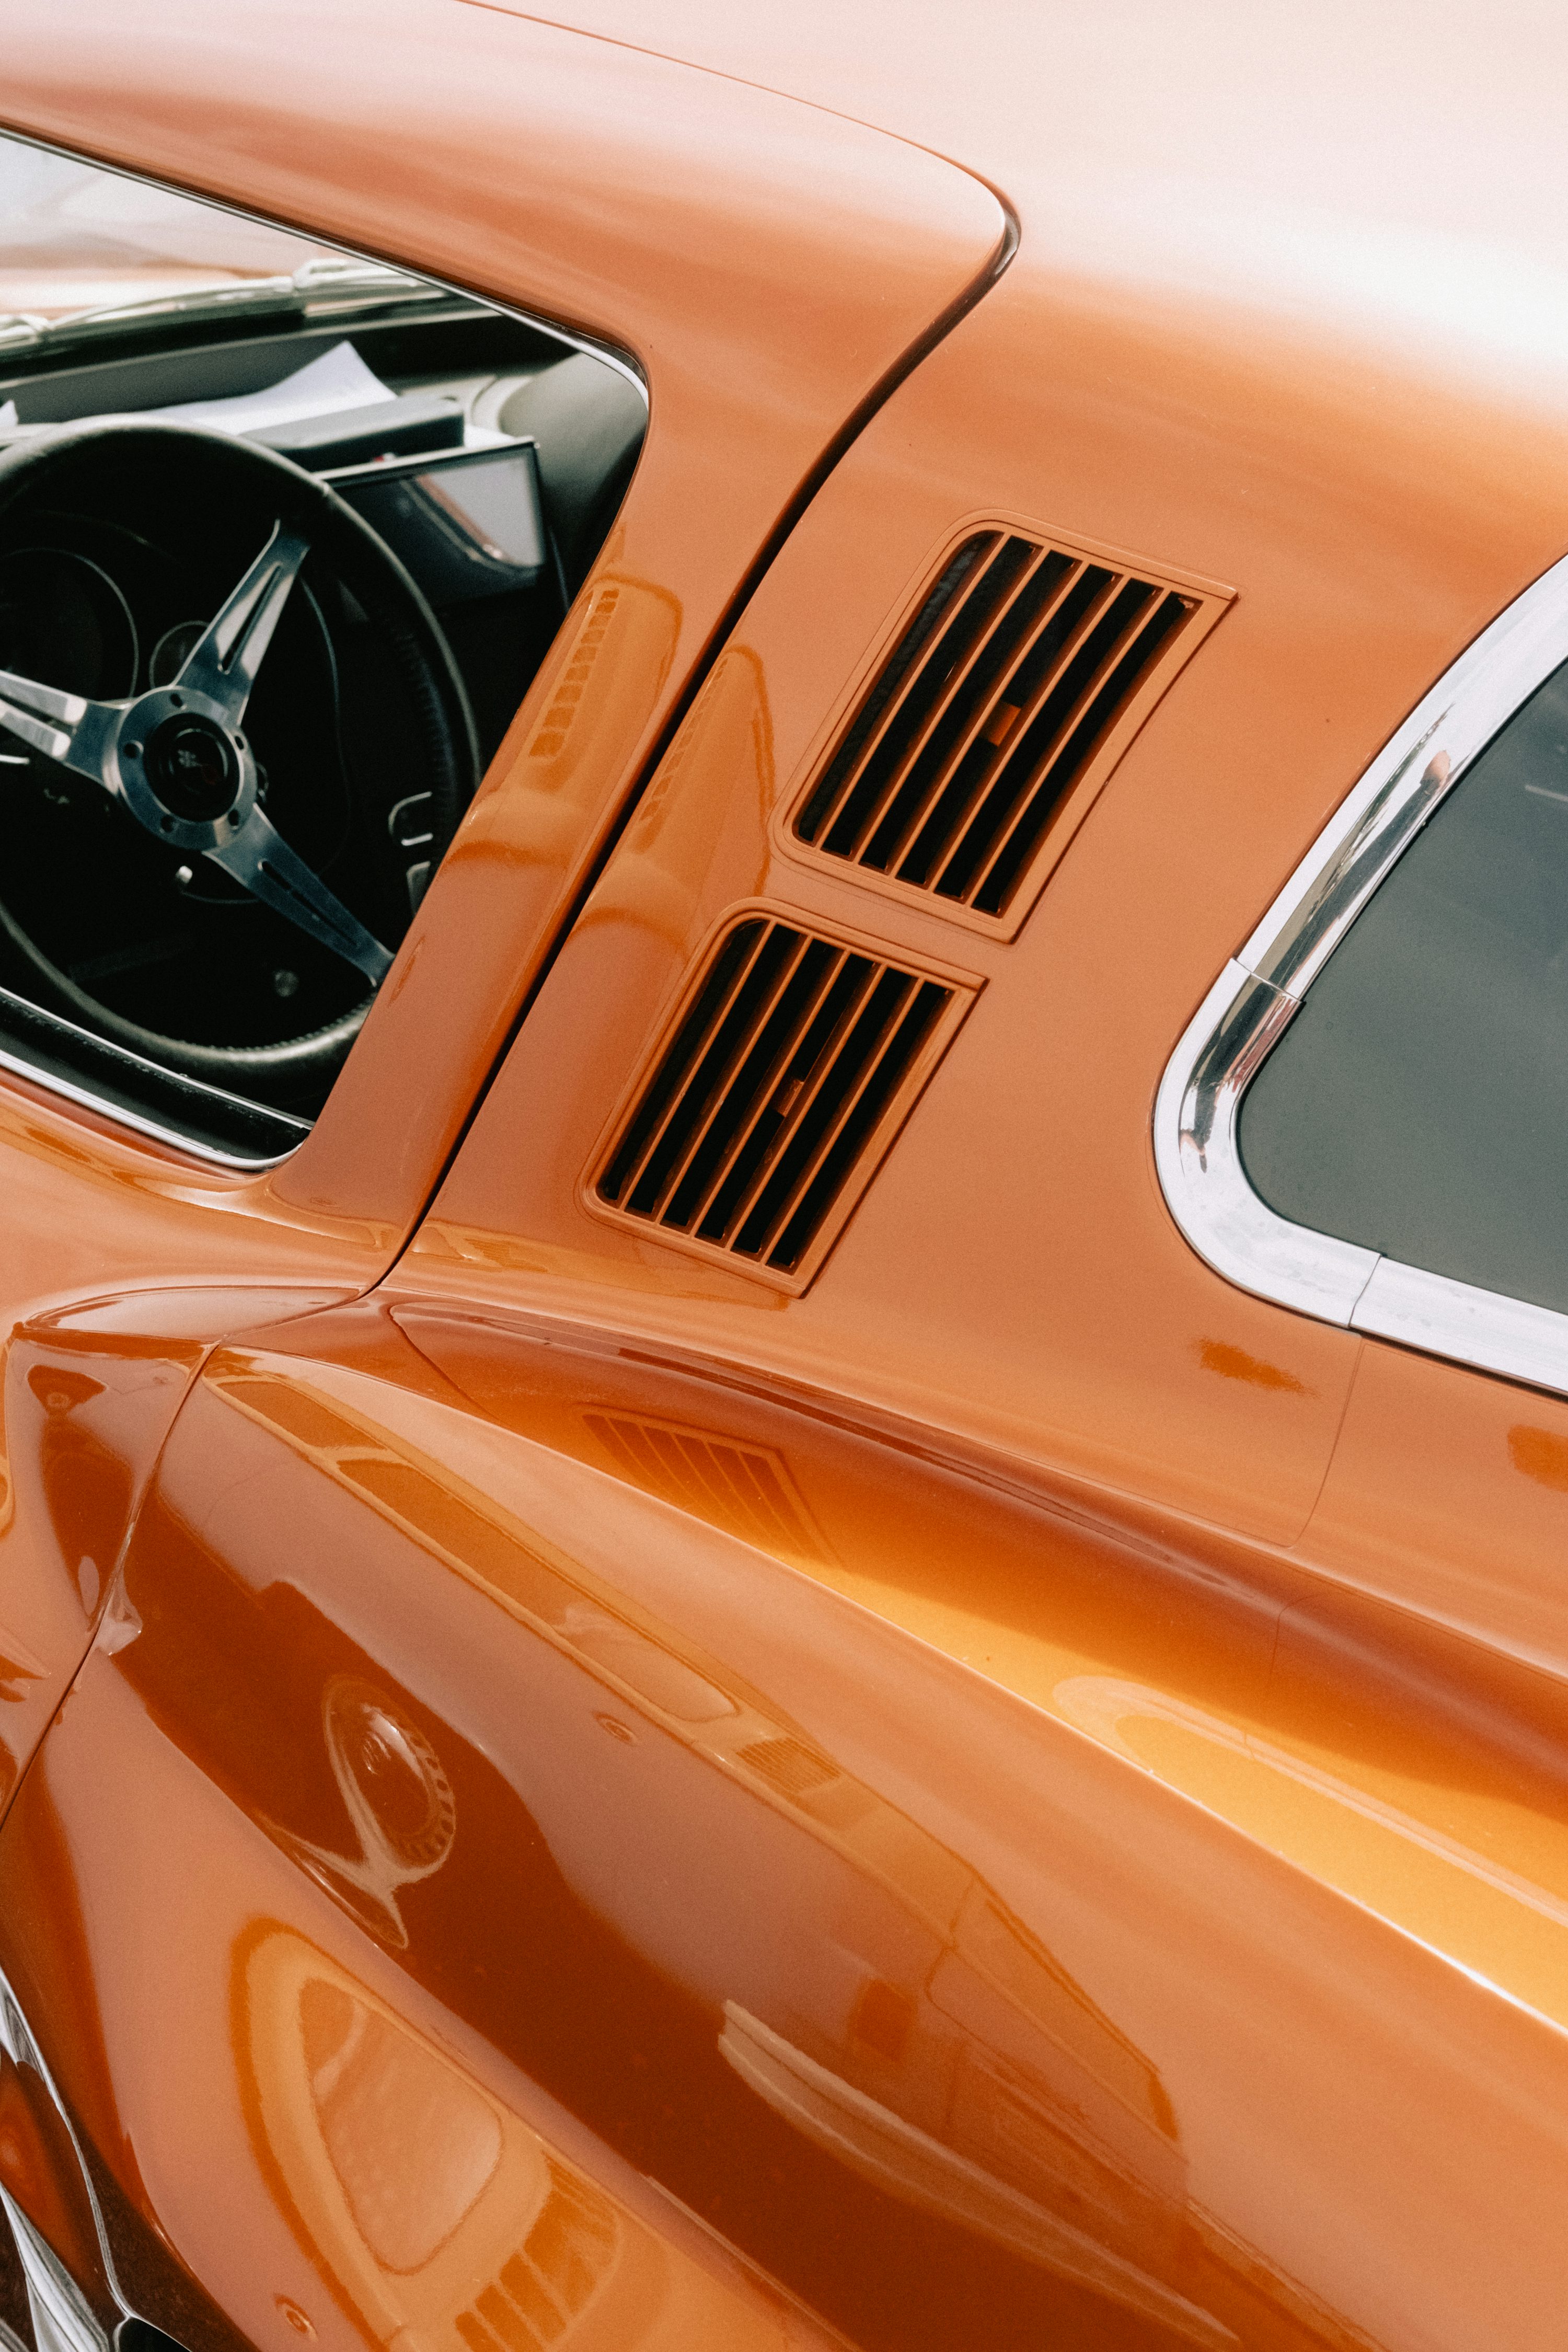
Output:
[
  {"xmin": 1, "ymin": 516, "xmax": 394, "ymax": 987},
  {"xmin": 0, "ymin": 420, "xmax": 477, "ymax": 1101}
]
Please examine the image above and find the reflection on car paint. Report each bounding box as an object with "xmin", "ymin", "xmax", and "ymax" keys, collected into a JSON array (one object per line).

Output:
[
  {"xmin": 0, "ymin": 1921, "xmax": 802, "ymax": 2352},
  {"xmin": 240, "ymin": 1931, "xmax": 718, "ymax": 2352},
  {"xmin": 513, "ymin": 577, "xmax": 681, "ymax": 812},
  {"xmin": 0, "ymin": 1308, "xmax": 207, "ymax": 1812},
  {"xmin": 0, "ymin": 1291, "xmax": 359, "ymax": 1826},
  {"xmin": 270, "ymin": 1684, "xmax": 457, "ymax": 1950},
  {"xmin": 6, "ymin": 1315, "xmax": 1554, "ymax": 2349},
  {"xmin": 179, "ymin": 1354, "xmax": 1368, "ymax": 2351},
  {"xmin": 390, "ymin": 1306, "xmax": 1568, "ymax": 2050},
  {"xmin": 594, "ymin": 647, "xmax": 775, "ymax": 950},
  {"xmin": 582, "ymin": 1409, "xmax": 831, "ymax": 1569}
]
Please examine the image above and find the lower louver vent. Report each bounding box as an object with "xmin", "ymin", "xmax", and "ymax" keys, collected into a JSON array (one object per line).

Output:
[
  {"xmin": 595, "ymin": 915, "xmax": 973, "ymax": 1289},
  {"xmin": 794, "ymin": 525, "xmax": 1225, "ymax": 927}
]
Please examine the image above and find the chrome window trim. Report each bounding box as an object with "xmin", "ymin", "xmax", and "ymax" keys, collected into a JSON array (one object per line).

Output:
[
  {"xmin": 0, "ymin": 992, "xmax": 311, "ymax": 1169},
  {"xmin": 1155, "ymin": 547, "xmax": 1568, "ymax": 1397},
  {"xmin": 0, "ymin": 1041, "xmax": 302, "ymax": 1171}
]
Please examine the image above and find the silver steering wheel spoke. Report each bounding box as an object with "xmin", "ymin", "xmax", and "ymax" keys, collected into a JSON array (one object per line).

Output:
[
  {"xmin": 0, "ymin": 666, "xmax": 124, "ymax": 785},
  {"xmin": 175, "ymin": 521, "xmax": 312, "ymax": 727},
  {"xmin": 206, "ymin": 803, "xmax": 392, "ymax": 989},
  {"xmin": 5, "ymin": 520, "xmax": 395, "ymax": 992}
]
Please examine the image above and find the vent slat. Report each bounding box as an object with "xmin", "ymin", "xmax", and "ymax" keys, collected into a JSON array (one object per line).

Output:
[
  {"xmin": 875, "ymin": 564, "xmax": 1118, "ymax": 883},
  {"xmin": 830, "ymin": 541, "xmax": 1063, "ymax": 866},
  {"xmin": 631, "ymin": 924, "xmax": 803, "ymax": 1221},
  {"xmin": 885, "ymin": 558, "xmax": 1097, "ymax": 888},
  {"xmin": 850, "ymin": 550, "xmax": 1084, "ymax": 877},
  {"xmin": 712, "ymin": 955, "xmax": 882, "ymax": 1249},
  {"xmin": 799, "ymin": 532, "xmax": 1013, "ymax": 850},
  {"xmin": 736, "ymin": 967, "xmax": 917, "ymax": 1261},
  {"xmin": 605, "ymin": 917, "xmax": 770, "ymax": 1209},
  {"xmin": 658, "ymin": 928, "xmax": 820, "ymax": 1229},
  {"xmin": 687, "ymin": 941, "xmax": 852, "ymax": 1240},
  {"xmin": 885, "ymin": 562, "xmax": 1117, "ymax": 887},
  {"xmin": 748, "ymin": 978, "xmax": 946, "ymax": 1269},
  {"xmin": 937, "ymin": 578, "xmax": 1162, "ymax": 904},
  {"xmin": 957, "ymin": 587, "xmax": 1190, "ymax": 915},
  {"xmin": 597, "ymin": 918, "xmax": 966, "ymax": 1287},
  {"xmin": 794, "ymin": 525, "xmax": 1208, "ymax": 920}
]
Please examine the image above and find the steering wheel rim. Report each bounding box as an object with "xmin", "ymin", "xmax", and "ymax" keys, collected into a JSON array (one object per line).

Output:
[{"xmin": 0, "ymin": 420, "xmax": 479, "ymax": 1104}]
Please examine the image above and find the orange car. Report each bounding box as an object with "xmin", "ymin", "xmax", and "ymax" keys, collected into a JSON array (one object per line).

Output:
[{"xmin": 0, "ymin": 7, "xmax": 1562, "ymax": 2349}]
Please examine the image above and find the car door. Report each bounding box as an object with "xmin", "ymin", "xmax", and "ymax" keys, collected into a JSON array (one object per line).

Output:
[{"xmin": 0, "ymin": 0, "xmax": 1006, "ymax": 1814}]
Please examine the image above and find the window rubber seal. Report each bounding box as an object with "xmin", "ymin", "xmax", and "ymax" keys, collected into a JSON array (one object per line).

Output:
[
  {"xmin": 1154, "ymin": 545, "xmax": 1568, "ymax": 1399},
  {"xmin": 0, "ymin": 983, "xmax": 310, "ymax": 1168}
]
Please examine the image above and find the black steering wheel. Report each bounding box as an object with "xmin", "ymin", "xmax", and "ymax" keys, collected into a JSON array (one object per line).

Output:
[{"xmin": 0, "ymin": 421, "xmax": 477, "ymax": 1108}]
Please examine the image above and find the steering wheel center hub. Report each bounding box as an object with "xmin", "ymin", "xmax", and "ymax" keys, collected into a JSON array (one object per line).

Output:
[{"xmin": 145, "ymin": 712, "xmax": 239, "ymax": 822}]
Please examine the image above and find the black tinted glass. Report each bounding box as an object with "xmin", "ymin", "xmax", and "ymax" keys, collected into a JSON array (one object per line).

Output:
[{"xmin": 1240, "ymin": 658, "xmax": 1568, "ymax": 1313}]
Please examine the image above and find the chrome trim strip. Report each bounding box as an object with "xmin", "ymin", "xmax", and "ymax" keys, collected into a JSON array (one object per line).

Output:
[
  {"xmin": 1352, "ymin": 1259, "xmax": 1568, "ymax": 1393},
  {"xmin": 1156, "ymin": 547, "xmax": 1568, "ymax": 1396},
  {"xmin": 1238, "ymin": 554, "xmax": 1568, "ymax": 998},
  {"xmin": 1152, "ymin": 961, "xmax": 1379, "ymax": 1325},
  {"xmin": 0, "ymin": 984, "xmax": 312, "ymax": 1171},
  {"xmin": 0, "ymin": 1035, "xmax": 299, "ymax": 1171},
  {"xmin": 2, "ymin": 2196, "xmax": 111, "ymax": 2352}
]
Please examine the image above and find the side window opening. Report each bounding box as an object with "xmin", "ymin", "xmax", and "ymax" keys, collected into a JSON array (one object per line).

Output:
[
  {"xmin": 1239, "ymin": 658, "xmax": 1568, "ymax": 1318},
  {"xmin": 0, "ymin": 134, "xmax": 645, "ymax": 1162},
  {"xmin": 1157, "ymin": 541, "xmax": 1568, "ymax": 1401}
]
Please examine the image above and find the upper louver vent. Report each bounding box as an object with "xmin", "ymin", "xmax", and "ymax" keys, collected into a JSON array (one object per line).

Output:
[
  {"xmin": 793, "ymin": 527, "xmax": 1223, "ymax": 925},
  {"xmin": 595, "ymin": 914, "xmax": 973, "ymax": 1289}
]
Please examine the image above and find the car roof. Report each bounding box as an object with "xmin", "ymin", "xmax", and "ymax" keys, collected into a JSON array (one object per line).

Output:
[{"xmin": 529, "ymin": 0, "xmax": 1568, "ymax": 408}]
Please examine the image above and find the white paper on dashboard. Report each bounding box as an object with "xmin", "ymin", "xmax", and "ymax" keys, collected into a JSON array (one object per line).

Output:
[
  {"xmin": 138, "ymin": 341, "xmax": 397, "ymax": 434},
  {"xmin": 0, "ymin": 400, "xmax": 17, "ymax": 428}
]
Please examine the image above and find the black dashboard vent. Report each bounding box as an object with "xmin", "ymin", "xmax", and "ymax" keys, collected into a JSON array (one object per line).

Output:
[
  {"xmin": 794, "ymin": 526, "xmax": 1213, "ymax": 923},
  {"xmin": 595, "ymin": 914, "xmax": 972, "ymax": 1289}
]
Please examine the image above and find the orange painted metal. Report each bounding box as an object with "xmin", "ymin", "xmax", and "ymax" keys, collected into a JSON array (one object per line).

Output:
[
  {"xmin": 1301, "ymin": 1338, "xmax": 1568, "ymax": 1693},
  {"xmin": 405, "ymin": 234, "xmax": 1568, "ymax": 1541},
  {"xmin": 370, "ymin": 29, "xmax": 1568, "ymax": 2335},
  {"xmin": 0, "ymin": 2, "xmax": 1563, "ymax": 2347},
  {"xmin": 0, "ymin": 0, "xmax": 1009, "ymax": 1895},
  {"xmin": 1, "ymin": 1297, "xmax": 1561, "ymax": 2351},
  {"xmin": 0, "ymin": 1285, "xmax": 354, "ymax": 1826}
]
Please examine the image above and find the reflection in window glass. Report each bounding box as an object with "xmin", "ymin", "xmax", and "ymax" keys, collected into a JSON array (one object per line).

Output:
[
  {"xmin": 0, "ymin": 139, "xmax": 333, "ymax": 320},
  {"xmin": 1240, "ymin": 659, "xmax": 1568, "ymax": 1314}
]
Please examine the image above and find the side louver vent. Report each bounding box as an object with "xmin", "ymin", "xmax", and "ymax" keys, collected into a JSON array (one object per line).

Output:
[
  {"xmin": 794, "ymin": 527, "xmax": 1222, "ymax": 925},
  {"xmin": 594, "ymin": 914, "xmax": 973, "ymax": 1289}
]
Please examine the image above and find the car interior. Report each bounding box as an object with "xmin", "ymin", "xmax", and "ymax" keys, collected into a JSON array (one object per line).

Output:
[{"xmin": 0, "ymin": 212, "xmax": 646, "ymax": 1162}]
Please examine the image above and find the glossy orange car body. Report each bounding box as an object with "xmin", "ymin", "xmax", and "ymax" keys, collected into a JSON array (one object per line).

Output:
[{"xmin": 0, "ymin": 4, "xmax": 1564, "ymax": 2348}]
